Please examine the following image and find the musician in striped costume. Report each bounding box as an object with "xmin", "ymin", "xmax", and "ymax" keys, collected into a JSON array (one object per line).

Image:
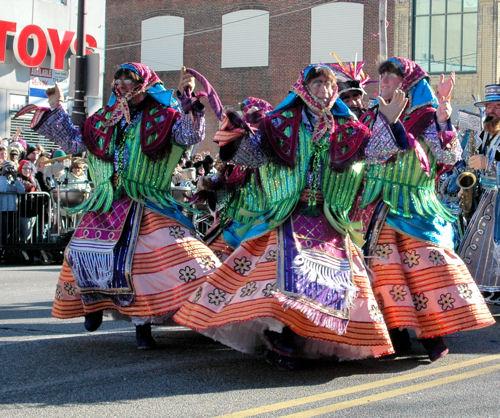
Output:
[{"xmin": 458, "ymin": 84, "xmax": 500, "ymax": 305}]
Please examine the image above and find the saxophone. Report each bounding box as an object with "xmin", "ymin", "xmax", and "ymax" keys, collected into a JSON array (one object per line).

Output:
[{"xmin": 456, "ymin": 130, "xmax": 478, "ymax": 223}]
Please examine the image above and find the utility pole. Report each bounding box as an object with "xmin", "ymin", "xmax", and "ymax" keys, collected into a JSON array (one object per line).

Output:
[
  {"xmin": 379, "ymin": 0, "xmax": 388, "ymax": 62},
  {"xmin": 71, "ymin": 0, "xmax": 86, "ymax": 127}
]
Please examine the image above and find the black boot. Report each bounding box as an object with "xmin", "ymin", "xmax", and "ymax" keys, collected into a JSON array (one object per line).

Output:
[
  {"xmin": 84, "ymin": 310, "xmax": 103, "ymax": 332},
  {"xmin": 135, "ymin": 324, "xmax": 156, "ymax": 350},
  {"xmin": 265, "ymin": 349, "xmax": 297, "ymax": 370},
  {"xmin": 389, "ymin": 328, "xmax": 412, "ymax": 355},
  {"xmin": 264, "ymin": 327, "xmax": 297, "ymax": 357},
  {"xmin": 420, "ymin": 336, "xmax": 449, "ymax": 362}
]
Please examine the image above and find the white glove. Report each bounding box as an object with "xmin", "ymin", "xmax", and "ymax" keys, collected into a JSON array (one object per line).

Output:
[
  {"xmin": 378, "ymin": 89, "xmax": 408, "ymax": 124},
  {"xmin": 45, "ymin": 83, "xmax": 64, "ymax": 109}
]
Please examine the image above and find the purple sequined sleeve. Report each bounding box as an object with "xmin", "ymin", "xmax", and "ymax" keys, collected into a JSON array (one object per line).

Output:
[
  {"xmin": 423, "ymin": 123, "xmax": 461, "ymax": 165},
  {"xmin": 34, "ymin": 106, "xmax": 86, "ymax": 155},
  {"xmin": 230, "ymin": 132, "xmax": 267, "ymax": 168},
  {"xmin": 172, "ymin": 110, "xmax": 206, "ymax": 146},
  {"xmin": 364, "ymin": 113, "xmax": 401, "ymax": 164}
]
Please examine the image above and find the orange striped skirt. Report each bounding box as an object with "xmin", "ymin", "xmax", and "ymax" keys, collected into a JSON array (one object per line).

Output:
[
  {"xmin": 174, "ymin": 229, "xmax": 394, "ymax": 360},
  {"xmin": 52, "ymin": 209, "xmax": 220, "ymax": 320},
  {"xmin": 370, "ymin": 224, "xmax": 495, "ymax": 338},
  {"xmin": 208, "ymin": 233, "xmax": 234, "ymax": 262}
]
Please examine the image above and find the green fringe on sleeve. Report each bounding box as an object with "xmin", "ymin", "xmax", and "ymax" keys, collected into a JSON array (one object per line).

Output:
[
  {"xmin": 360, "ymin": 139, "xmax": 455, "ymax": 222},
  {"xmin": 65, "ymin": 113, "xmax": 187, "ymax": 214},
  {"xmin": 322, "ymin": 160, "xmax": 365, "ymax": 244},
  {"xmin": 65, "ymin": 154, "xmax": 114, "ymax": 214}
]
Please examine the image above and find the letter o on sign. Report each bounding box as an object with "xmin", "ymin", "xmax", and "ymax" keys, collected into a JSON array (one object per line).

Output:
[{"xmin": 13, "ymin": 24, "xmax": 47, "ymax": 67}]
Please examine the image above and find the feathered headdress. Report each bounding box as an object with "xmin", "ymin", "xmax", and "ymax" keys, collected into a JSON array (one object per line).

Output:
[{"xmin": 329, "ymin": 52, "xmax": 374, "ymax": 95}]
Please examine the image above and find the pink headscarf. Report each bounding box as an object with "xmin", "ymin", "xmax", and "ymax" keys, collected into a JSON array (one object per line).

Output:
[
  {"xmin": 387, "ymin": 57, "xmax": 428, "ymax": 92},
  {"xmin": 290, "ymin": 66, "xmax": 339, "ymax": 143},
  {"xmin": 104, "ymin": 62, "xmax": 163, "ymax": 127}
]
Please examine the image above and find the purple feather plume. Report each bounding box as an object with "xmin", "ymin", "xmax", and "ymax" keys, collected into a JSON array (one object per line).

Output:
[{"xmin": 185, "ymin": 68, "xmax": 224, "ymax": 121}]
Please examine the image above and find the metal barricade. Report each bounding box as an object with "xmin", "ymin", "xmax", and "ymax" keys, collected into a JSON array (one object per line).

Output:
[
  {"xmin": 50, "ymin": 181, "xmax": 91, "ymax": 236},
  {"xmin": 17, "ymin": 191, "xmax": 53, "ymax": 245},
  {"xmin": 0, "ymin": 190, "xmax": 58, "ymax": 263},
  {"xmin": 0, "ymin": 191, "xmax": 53, "ymax": 247},
  {"xmin": 170, "ymin": 186, "xmax": 215, "ymax": 239},
  {"xmin": 0, "ymin": 181, "xmax": 91, "ymax": 263},
  {"xmin": 192, "ymin": 204, "xmax": 214, "ymax": 239}
]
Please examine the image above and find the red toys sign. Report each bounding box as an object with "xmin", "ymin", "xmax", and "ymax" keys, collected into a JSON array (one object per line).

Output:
[{"xmin": 0, "ymin": 20, "xmax": 97, "ymax": 70}]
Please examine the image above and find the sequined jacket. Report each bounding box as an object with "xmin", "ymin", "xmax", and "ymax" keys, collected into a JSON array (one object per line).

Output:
[
  {"xmin": 360, "ymin": 105, "xmax": 460, "ymax": 222},
  {"xmin": 34, "ymin": 99, "xmax": 205, "ymax": 214},
  {"xmin": 223, "ymin": 107, "xmax": 370, "ymax": 244}
]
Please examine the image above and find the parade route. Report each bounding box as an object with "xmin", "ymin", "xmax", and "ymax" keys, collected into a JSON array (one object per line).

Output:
[{"xmin": 1, "ymin": 265, "xmax": 499, "ymax": 417}]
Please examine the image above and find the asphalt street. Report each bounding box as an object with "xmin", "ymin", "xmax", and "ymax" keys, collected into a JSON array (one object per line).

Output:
[{"xmin": 0, "ymin": 264, "xmax": 498, "ymax": 417}]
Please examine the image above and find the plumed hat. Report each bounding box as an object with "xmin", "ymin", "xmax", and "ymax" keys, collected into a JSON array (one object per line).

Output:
[{"xmin": 330, "ymin": 52, "xmax": 373, "ymax": 97}]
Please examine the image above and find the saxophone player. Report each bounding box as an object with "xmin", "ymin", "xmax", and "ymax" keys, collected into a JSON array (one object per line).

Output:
[{"xmin": 458, "ymin": 84, "xmax": 500, "ymax": 305}]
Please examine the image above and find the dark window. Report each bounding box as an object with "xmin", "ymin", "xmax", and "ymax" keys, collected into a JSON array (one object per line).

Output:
[{"xmin": 413, "ymin": 0, "xmax": 478, "ymax": 73}]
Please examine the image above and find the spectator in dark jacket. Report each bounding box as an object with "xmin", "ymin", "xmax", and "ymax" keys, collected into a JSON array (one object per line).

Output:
[{"xmin": 0, "ymin": 161, "xmax": 25, "ymax": 245}]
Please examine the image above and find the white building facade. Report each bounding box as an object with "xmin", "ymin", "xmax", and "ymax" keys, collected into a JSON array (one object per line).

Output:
[{"xmin": 0, "ymin": 0, "xmax": 105, "ymax": 148}]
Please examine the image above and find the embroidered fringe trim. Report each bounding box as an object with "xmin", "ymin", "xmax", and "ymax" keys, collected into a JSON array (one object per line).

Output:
[
  {"xmin": 272, "ymin": 254, "xmax": 360, "ymax": 334},
  {"xmin": 293, "ymin": 254, "xmax": 357, "ymax": 304},
  {"xmin": 494, "ymin": 243, "xmax": 500, "ymax": 277},
  {"xmin": 70, "ymin": 251, "xmax": 114, "ymax": 290},
  {"xmin": 275, "ymin": 292, "xmax": 349, "ymax": 335}
]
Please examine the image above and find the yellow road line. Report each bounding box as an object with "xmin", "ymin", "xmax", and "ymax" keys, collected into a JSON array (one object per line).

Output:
[
  {"xmin": 217, "ymin": 354, "xmax": 500, "ymax": 418},
  {"xmin": 281, "ymin": 363, "xmax": 500, "ymax": 417}
]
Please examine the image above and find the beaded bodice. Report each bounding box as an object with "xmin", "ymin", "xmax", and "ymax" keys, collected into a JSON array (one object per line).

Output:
[
  {"xmin": 77, "ymin": 106, "xmax": 184, "ymax": 213},
  {"xmin": 361, "ymin": 139, "xmax": 455, "ymax": 221},
  {"xmin": 226, "ymin": 110, "xmax": 366, "ymax": 240}
]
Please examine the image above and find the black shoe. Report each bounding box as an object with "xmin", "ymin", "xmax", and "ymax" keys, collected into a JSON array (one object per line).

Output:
[
  {"xmin": 84, "ymin": 311, "xmax": 103, "ymax": 332},
  {"xmin": 389, "ymin": 328, "xmax": 412, "ymax": 355},
  {"xmin": 136, "ymin": 324, "xmax": 156, "ymax": 350},
  {"xmin": 264, "ymin": 329, "xmax": 297, "ymax": 357},
  {"xmin": 420, "ymin": 336, "xmax": 449, "ymax": 362},
  {"xmin": 265, "ymin": 349, "xmax": 296, "ymax": 370}
]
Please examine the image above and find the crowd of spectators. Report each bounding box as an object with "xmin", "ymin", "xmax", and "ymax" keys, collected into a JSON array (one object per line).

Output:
[
  {"xmin": 171, "ymin": 150, "xmax": 219, "ymax": 194},
  {"xmin": 1, "ymin": 136, "xmax": 220, "ymax": 264},
  {"xmin": 0, "ymin": 134, "xmax": 91, "ymax": 264}
]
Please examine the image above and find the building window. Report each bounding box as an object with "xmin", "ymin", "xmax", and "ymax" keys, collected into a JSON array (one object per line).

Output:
[
  {"xmin": 141, "ymin": 16, "xmax": 184, "ymax": 72},
  {"xmin": 221, "ymin": 10, "xmax": 269, "ymax": 68},
  {"xmin": 311, "ymin": 2, "xmax": 364, "ymax": 64},
  {"xmin": 413, "ymin": 0, "xmax": 478, "ymax": 73}
]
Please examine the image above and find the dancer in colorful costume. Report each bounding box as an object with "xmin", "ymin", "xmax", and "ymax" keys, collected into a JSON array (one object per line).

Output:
[
  {"xmin": 359, "ymin": 57, "xmax": 495, "ymax": 361},
  {"xmin": 199, "ymin": 96, "xmax": 275, "ymax": 262},
  {"xmin": 16, "ymin": 63, "xmax": 221, "ymax": 349},
  {"xmin": 175, "ymin": 65, "xmax": 394, "ymax": 369},
  {"xmin": 458, "ymin": 84, "xmax": 500, "ymax": 305}
]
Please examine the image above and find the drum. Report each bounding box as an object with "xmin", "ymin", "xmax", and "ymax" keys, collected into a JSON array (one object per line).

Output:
[
  {"xmin": 179, "ymin": 168, "xmax": 196, "ymax": 182},
  {"xmin": 51, "ymin": 188, "xmax": 89, "ymax": 208},
  {"xmin": 171, "ymin": 186, "xmax": 192, "ymax": 203}
]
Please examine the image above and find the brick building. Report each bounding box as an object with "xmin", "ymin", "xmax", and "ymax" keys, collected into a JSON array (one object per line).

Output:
[
  {"xmin": 104, "ymin": 0, "xmax": 394, "ymax": 152},
  {"xmin": 104, "ymin": 0, "xmax": 499, "ymax": 152}
]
